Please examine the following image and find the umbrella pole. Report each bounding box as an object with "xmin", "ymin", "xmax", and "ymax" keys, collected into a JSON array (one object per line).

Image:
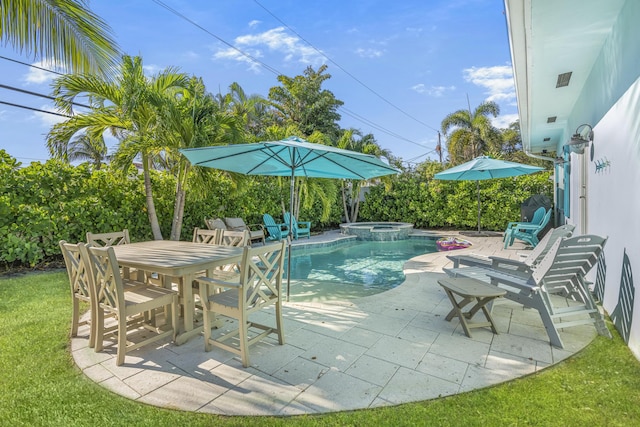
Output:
[
  {"xmin": 476, "ymin": 180, "xmax": 481, "ymax": 233},
  {"xmin": 286, "ymin": 169, "xmax": 295, "ymax": 301}
]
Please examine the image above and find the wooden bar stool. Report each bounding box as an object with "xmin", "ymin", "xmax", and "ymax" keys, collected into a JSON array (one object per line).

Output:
[{"xmin": 438, "ymin": 277, "xmax": 506, "ymax": 338}]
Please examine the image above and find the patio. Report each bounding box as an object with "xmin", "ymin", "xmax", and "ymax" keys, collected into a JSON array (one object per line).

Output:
[{"xmin": 70, "ymin": 230, "xmax": 597, "ymax": 416}]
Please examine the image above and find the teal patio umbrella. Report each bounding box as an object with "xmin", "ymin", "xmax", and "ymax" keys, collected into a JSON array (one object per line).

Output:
[
  {"xmin": 180, "ymin": 136, "xmax": 399, "ymax": 298},
  {"xmin": 434, "ymin": 156, "xmax": 544, "ymax": 235}
]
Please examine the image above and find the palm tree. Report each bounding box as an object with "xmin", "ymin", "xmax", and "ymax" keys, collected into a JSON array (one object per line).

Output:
[
  {"xmin": 441, "ymin": 101, "xmax": 502, "ymax": 164},
  {"xmin": 216, "ymin": 82, "xmax": 268, "ymax": 137},
  {"xmin": 160, "ymin": 78, "xmax": 243, "ymax": 240},
  {"xmin": 336, "ymin": 130, "xmax": 395, "ymax": 223},
  {"xmin": 47, "ymin": 55, "xmax": 190, "ymax": 239},
  {"xmin": 1, "ymin": 0, "xmax": 120, "ymax": 77}
]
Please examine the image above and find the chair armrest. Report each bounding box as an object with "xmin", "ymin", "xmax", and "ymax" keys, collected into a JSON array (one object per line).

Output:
[
  {"xmin": 511, "ymin": 223, "xmax": 540, "ymax": 232},
  {"xmin": 277, "ymin": 223, "xmax": 290, "ymax": 231},
  {"xmin": 298, "ymin": 221, "xmax": 311, "ymax": 228},
  {"xmin": 195, "ymin": 276, "xmax": 241, "ymax": 293},
  {"xmin": 246, "ymin": 223, "xmax": 266, "ymax": 233},
  {"xmin": 488, "ymin": 256, "xmax": 533, "ymax": 275}
]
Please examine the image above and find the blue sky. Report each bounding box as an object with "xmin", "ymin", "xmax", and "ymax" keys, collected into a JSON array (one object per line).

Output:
[{"xmin": 0, "ymin": 0, "xmax": 517, "ymax": 166}]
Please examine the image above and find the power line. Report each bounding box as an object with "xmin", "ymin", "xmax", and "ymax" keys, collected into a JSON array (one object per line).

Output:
[
  {"xmin": 0, "ymin": 55, "xmax": 66, "ymax": 76},
  {"xmin": 149, "ymin": 0, "xmax": 436, "ymax": 155},
  {"xmin": 0, "ymin": 83, "xmax": 91, "ymax": 109},
  {"xmin": 150, "ymin": 0, "xmax": 282, "ymax": 76},
  {"xmin": 0, "ymin": 100, "xmax": 70, "ymax": 117},
  {"xmin": 252, "ymin": 0, "xmax": 441, "ymax": 134}
]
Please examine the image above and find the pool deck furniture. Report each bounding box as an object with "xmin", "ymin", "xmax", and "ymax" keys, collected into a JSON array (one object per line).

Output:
[
  {"xmin": 111, "ymin": 240, "xmax": 243, "ymax": 345},
  {"xmin": 444, "ymin": 234, "xmax": 611, "ymax": 349},
  {"xmin": 448, "ymin": 224, "xmax": 575, "ymax": 270},
  {"xmin": 196, "ymin": 241, "xmax": 287, "ymax": 367},
  {"xmin": 504, "ymin": 208, "xmax": 552, "ymax": 249},
  {"xmin": 263, "ymin": 213, "xmax": 289, "ymax": 241},
  {"xmin": 284, "ymin": 212, "xmax": 311, "ymax": 239},
  {"xmin": 438, "ymin": 277, "xmax": 506, "ymax": 338},
  {"xmin": 71, "ymin": 229, "xmax": 601, "ymax": 416}
]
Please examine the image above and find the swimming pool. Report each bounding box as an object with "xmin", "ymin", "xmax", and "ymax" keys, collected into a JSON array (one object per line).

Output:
[{"xmin": 286, "ymin": 238, "xmax": 437, "ymax": 302}]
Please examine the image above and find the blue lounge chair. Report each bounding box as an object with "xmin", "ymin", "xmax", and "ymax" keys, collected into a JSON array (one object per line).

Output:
[
  {"xmin": 262, "ymin": 214, "xmax": 289, "ymax": 241},
  {"xmin": 503, "ymin": 206, "xmax": 546, "ymax": 248},
  {"xmin": 505, "ymin": 208, "xmax": 552, "ymax": 248},
  {"xmin": 284, "ymin": 212, "xmax": 311, "ymax": 239}
]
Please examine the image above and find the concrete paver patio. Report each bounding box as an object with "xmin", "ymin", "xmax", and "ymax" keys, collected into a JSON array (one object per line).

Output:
[{"xmin": 71, "ymin": 230, "xmax": 597, "ymax": 416}]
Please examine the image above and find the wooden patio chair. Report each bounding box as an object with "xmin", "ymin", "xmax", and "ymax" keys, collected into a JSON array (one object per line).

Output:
[
  {"xmin": 193, "ymin": 227, "xmax": 222, "ymax": 245},
  {"xmin": 284, "ymin": 212, "xmax": 311, "ymax": 239},
  {"xmin": 59, "ymin": 240, "xmax": 97, "ymax": 347},
  {"xmin": 86, "ymin": 229, "xmax": 136, "ymax": 279},
  {"xmin": 82, "ymin": 244, "xmax": 179, "ymax": 366},
  {"xmin": 224, "ymin": 217, "xmax": 266, "ymax": 245},
  {"xmin": 195, "ymin": 240, "xmax": 287, "ymax": 367},
  {"xmin": 444, "ymin": 234, "xmax": 611, "ymax": 348},
  {"xmin": 449, "ymin": 224, "xmax": 575, "ymax": 271}
]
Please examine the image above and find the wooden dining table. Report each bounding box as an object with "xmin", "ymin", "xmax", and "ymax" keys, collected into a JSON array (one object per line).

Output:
[{"xmin": 112, "ymin": 240, "xmax": 244, "ymax": 345}]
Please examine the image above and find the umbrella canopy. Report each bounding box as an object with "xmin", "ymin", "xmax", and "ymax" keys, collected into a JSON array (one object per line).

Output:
[
  {"xmin": 180, "ymin": 136, "xmax": 398, "ymax": 180},
  {"xmin": 180, "ymin": 136, "xmax": 399, "ymax": 299},
  {"xmin": 434, "ymin": 156, "xmax": 544, "ymax": 234}
]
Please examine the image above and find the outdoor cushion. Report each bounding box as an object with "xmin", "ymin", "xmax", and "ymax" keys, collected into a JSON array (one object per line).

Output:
[
  {"xmin": 224, "ymin": 217, "xmax": 247, "ymax": 231},
  {"xmin": 206, "ymin": 218, "xmax": 228, "ymax": 231}
]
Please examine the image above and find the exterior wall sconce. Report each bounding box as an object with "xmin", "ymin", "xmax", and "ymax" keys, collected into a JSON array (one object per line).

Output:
[{"xmin": 565, "ymin": 124, "xmax": 594, "ymax": 154}]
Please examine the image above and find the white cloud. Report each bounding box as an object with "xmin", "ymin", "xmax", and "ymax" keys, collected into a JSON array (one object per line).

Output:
[
  {"xmin": 493, "ymin": 113, "xmax": 519, "ymax": 129},
  {"xmin": 22, "ymin": 60, "xmax": 62, "ymax": 85},
  {"xmin": 32, "ymin": 104, "xmax": 68, "ymax": 127},
  {"xmin": 142, "ymin": 64, "xmax": 162, "ymax": 76},
  {"xmin": 411, "ymin": 83, "xmax": 456, "ymax": 97},
  {"xmin": 249, "ymin": 20, "xmax": 261, "ymax": 28},
  {"xmin": 214, "ymin": 27, "xmax": 325, "ymax": 72},
  {"xmin": 463, "ymin": 65, "xmax": 515, "ymax": 103},
  {"xmin": 355, "ymin": 48, "xmax": 384, "ymax": 58}
]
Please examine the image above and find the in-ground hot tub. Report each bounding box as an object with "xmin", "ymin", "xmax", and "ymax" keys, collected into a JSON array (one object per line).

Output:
[{"xmin": 339, "ymin": 222, "xmax": 414, "ymax": 241}]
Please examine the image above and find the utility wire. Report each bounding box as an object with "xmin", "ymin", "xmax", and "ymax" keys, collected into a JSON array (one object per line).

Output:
[
  {"xmin": 0, "ymin": 100, "xmax": 71, "ymax": 117},
  {"xmin": 0, "ymin": 83, "xmax": 91, "ymax": 109},
  {"xmin": 150, "ymin": 0, "xmax": 282, "ymax": 76},
  {"xmin": 252, "ymin": 0, "xmax": 441, "ymax": 134},
  {"xmin": 0, "ymin": 55, "xmax": 66, "ymax": 76},
  {"xmin": 149, "ymin": 0, "xmax": 436, "ymax": 155}
]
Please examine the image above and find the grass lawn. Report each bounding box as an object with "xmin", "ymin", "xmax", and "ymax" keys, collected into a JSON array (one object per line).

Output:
[{"xmin": 1, "ymin": 271, "xmax": 640, "ymax": 426}]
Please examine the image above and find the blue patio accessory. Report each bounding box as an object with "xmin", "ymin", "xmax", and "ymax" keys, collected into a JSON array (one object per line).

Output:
[
  {"xmin": 503, "ymin": 206, "xmax": 547, "ymax": 248},
  {"xmin": 434, "ymin": 156, "xmax": 544, "ymax": 235},
  {"xmin": 284, "ymin": 212, "xmax": 311, "ymax": 239},
  {"xmin": 262, "ymin": 214, "xmax": 289, "ymax": 241},
  {"xmin": 505, "ymin": 207, "xmax": 552, "ymax": 248},
  {"xmin": 181, "ymin": 136, "xmax": 398, "ymax": 299}
]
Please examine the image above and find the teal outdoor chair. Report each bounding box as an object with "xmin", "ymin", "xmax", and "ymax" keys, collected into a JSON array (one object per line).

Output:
[
  {"xmin": 503, "ymin": 206, "xmax": 546, "ymax": 247},
  {"xmin": 505, "ymin": 208, "xmax": 552, "ymax": 248},
  {"xmin": 284, "ymin": 212, "xmax": 311, "ymax": 239},
  {"xmin": 262, "ymin": 213, "xmax": 289, "ymax": 241}
]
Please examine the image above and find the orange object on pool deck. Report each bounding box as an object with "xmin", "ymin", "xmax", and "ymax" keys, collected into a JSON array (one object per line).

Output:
[{"xmin": 436, "ymin": 237, "xmax": 472, "ymax": 251}]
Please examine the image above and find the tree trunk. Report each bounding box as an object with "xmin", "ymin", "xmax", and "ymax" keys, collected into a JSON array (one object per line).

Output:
[
  {"xmin": 142, "ymin": 154, "xmax": 163, "ymax": 240},
  {"xmin": 169, "ymin": 178, "xmax": 185, "ymax": 241},
  {"xmin": 341, "ymin": 181, "xmax": 351, "ymax": 223}
]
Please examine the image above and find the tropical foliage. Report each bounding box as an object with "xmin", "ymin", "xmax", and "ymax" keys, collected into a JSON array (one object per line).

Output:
[
  {"xmin": 0, "ymin": 0, "xmax": 120, "ymax": 77},
  {"xmin": 441, "ymin": 101, "xmax": 502, "ymax": 164}
]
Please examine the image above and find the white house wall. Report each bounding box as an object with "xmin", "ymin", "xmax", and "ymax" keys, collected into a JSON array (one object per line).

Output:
[{"xmin": 563, "ymin": 0, "xmax": 640, "ymax": 358}]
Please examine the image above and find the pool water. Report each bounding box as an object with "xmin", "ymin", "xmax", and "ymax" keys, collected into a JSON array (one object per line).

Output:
[{"xmin": 286, "ymin": 238, "xmax": 437, "ymax": 302}]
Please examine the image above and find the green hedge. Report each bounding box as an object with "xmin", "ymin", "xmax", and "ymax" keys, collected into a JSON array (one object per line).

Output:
[{"xmin": 0, "ymin": 151, "xmax": 552, "ymax": 269}]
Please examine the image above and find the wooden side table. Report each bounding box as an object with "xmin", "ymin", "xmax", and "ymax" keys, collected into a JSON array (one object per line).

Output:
[{"xmin": 438, "ymin": 277, "xmax": 506, "ymax": 338}]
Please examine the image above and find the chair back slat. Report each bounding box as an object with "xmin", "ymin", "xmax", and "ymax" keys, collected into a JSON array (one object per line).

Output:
[
  {"xmin": 86, "ymin": 229, "xmax": 130, "ymax": 247},
  {"xmin": 240, "ymin": 241, "xmax": 286, "ymax": 310},
  {"xmin": 83, "ymin": 245, "xmax": 125, "ymax": 312},
  {"xmin": 193, "ymin": 227, "xmax": 222, "ymax": 245},
  {"xmin": 221, "ymin": 230, "xmax": 250, "ymax": 247},
  {"xmin": 60, "ymin": 241, "xmax": 92, "ymax": 299}
]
